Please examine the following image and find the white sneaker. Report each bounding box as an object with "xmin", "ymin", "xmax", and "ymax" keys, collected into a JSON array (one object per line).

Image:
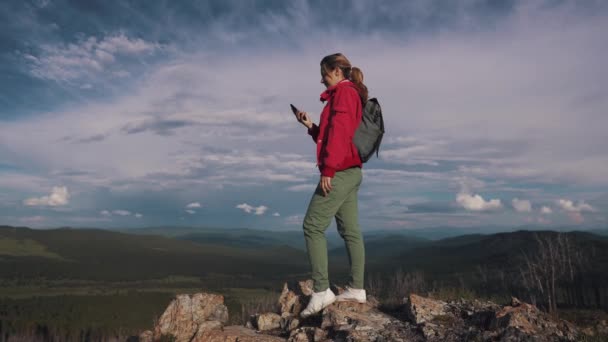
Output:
[
  {"xmin": 335, "ymin": 286, "xmax": 366, "ymax": 303},
  {"xmin": 300, "ymin": 288, "xmax": 336, "ymax": 318}
]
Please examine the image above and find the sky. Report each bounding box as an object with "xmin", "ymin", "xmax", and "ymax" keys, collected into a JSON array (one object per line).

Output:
[{"xmin": 1, "ymin": 0, "xmax": 607, "ymax": 231}]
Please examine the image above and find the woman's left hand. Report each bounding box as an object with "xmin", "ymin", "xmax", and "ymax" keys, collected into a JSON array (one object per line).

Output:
[{"xmin": 320, "ymin": 176, "xmax": 332, "ymax": 196}]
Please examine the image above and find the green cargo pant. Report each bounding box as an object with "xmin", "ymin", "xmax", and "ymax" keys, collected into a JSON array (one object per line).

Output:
[{"xmin": 302, "ymin": 166, "xmax": 365, "ymax": 292}]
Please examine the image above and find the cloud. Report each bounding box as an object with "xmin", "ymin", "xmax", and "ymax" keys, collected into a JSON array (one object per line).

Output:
[
  {"xmin": 285, "ymin": 214, "xmax": 303, "ymax": 225},
  {"xmin": 556, "ymin": 199, "xmax": 596, "ymax": 213},
  {"xmin": 185, "ymin": 209, "xmax": 196, "ymax": 214},
  {"xmin": 97, "ymin": 33, "xmax": 159, "ymax": 55},
  {"xmin": 75, "ymin": 134, "xmax": 109, "ymax": 143},
  {"xmin": 236, "ymin": 203, "xmax": 268, "ymax": 215},
  {"xmin": 254, "ymin": 206, "xmax": 268, "ymax": 216},
  {"xmin": 557, "ymin": 199, "xmax": 596, "ymax": 224},
  {"xmin": 534, "ymin": 216, "xmax": 551, "ymax": 224},
  {"xmin": 2, "ymin": 0, "xmax": 608, "ymax": 229},
  {"xmin": 23, "ymin": 186, "xmax": 70, "ymax": 206},
  {"xmin": 272, "ymin": 212, "xmax": 280, "ymax": 217},
  {"xmin": 99, "ymin": 209, "xmax": 135, "ymax": 217},
  {"xmin": 20, "ymin": 32, "xmax": 162, "ymax": 83},
  {"xmin": 19, "ymin": 215, "xmax": 45, "ymax": 223},
  {"xmin": 403, "ymin": 201, "xmax": 459, "ymax": 214},
  {"xmin": 287, "ymin": 184, "xmax": 314, "ymax": 192},
  {"xmin": 186, "ymin": 202, "xmax": 201, "ymax": 208},
  {"xmin": 456, "ymin": 192, "xmax": 502, "ymax": 211},
  {"xmin": 540, "ymin": 206, "xmax": 553, "ymax": 214},
  {"xmin": 512, "ymin": 198, "xmax": 532, "ymax": 212},
  {"xmin": 121, "ymin": 119, "xmax": 198, "ymax": 136}
]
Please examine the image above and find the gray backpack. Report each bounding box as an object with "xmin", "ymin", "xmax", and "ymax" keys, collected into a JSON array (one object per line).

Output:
[{"xmin": 353, "ymin": 98, "xmax": 384, "ymax": 163}]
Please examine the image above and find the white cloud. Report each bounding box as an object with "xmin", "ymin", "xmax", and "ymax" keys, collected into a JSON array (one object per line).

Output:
[
  {"xmin": 540, "ymin": 206, "xmax": 553, "ymax": 214},
  {"xmin": 21, "ymin": 32, "xmax": 161, "ymax": 83},
  {"xmin": 272, "ymin": 212, "xmax": 280, "ymax": 217},
  {"xmin": 556, "ymin": 199, "xmax": 595, "ymax": 213},
  {"xmin": 185, "ymin": 209, "xmax": 196, "ymax": 214},
  {"xmin": 512, "ymin": 198, "xmax": 532, "ymax": 212},
  {"xmin": 287, "ymin": 184, "xmax": 314, "ymax": 192},
  {"xmin": 236, "ymin": 203, "xmax": 253, "ymax": 213},
  {"xmin": 556, "ymin": 199, "xmax": 596, "ymax": 224},
  {"xmin": 23, "ymin": 186, "xmax": 70, "ymax": 206},
  {"xmin": 255, "ymin": 205, "xmax": 268, "ymax": 216},
  {"xmin": 236, "ymin": 203, "xmax": 268, "ymax": 216},
  {"xmin": 97, "ymin": 33, "xmax": 159, "ymax": 55},
  {"xmin": 19, "ymin": 215, "xmax": 45, "ymax": 223},
  {"xmin": 99, "ymin": 209, "xmax": 140, "ymax": 218},
  {"xmin": 285, "ymin": 214, "xmax": 303, "ymax": 225},
  {"xmin": 456, "ymin": 192, "xmax": 502, "ymax": 211},
  {"xmin": 186, "ymin": 202, "xmax": 201, "ymax": 208}
]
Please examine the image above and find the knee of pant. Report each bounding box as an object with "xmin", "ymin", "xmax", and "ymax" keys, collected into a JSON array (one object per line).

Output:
[
  {"xmin": 303, "ymin": 218, "xmax": 321, "ymax": 235},
  {"xmin": 337, "ymin": 226, "xmax": 360, "ymax": 239}
]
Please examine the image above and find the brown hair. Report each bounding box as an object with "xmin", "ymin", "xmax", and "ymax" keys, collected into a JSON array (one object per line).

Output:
[{"xmin": 320, "ymin": 53, "xmax": 368, "ymax": 103}]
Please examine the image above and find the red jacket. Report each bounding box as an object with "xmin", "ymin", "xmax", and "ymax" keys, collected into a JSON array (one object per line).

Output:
[{"xmin": 307, "ymin": 79, "xmax": 363, "ymax": 177}]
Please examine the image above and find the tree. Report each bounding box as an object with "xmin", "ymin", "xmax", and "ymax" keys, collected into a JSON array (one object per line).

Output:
[{"xmin": 518, "ymin": 232, "xmax": 586, "ymax": 316}]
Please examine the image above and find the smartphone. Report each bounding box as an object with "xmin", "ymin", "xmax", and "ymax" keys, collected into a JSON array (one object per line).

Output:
[{"xmin": 290, "ymin": 104, "xmax": 299, "ymax": 115}]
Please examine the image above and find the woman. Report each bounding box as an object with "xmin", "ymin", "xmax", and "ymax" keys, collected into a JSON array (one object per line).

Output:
[{"xmin": 294, "ymin": 53, "xmax": 368, "ymax": 318}]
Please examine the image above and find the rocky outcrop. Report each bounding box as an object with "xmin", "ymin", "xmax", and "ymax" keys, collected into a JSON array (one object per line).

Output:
[
  {"xmin": 404, "ymin": 295, "xmax": 580, "ymax": 342},
  {"xmin": 134, "ymin": 280, "xmax": 588, "ymax": 342},
  {"xmin": 145, "ymin": 293, "xmax": 228, "ymax": 342},
  {"xmin": 137, "ymin": 292, "xmax": 278, "ymax": 342}
]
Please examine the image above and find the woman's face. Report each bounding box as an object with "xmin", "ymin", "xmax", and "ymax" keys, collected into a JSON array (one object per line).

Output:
[{"xmin": 320, "ymin": 65, "xmax": 344, "ymax": 88}]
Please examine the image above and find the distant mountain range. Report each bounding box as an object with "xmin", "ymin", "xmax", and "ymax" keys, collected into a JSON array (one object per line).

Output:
[
  {"xmin": 1, "ymin": 224, "xmax": 606, "ymax": 287},
  {"xmin": 109, "ymin": 224, "xmax": 608, "ymax": 248}
]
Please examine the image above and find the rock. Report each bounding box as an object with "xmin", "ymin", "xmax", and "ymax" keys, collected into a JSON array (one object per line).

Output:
[
  {"xmin": 287, "ymin": 327, "xmax": 327, "ymax": 342},
  {"xmin": 191, "ymin": 321, "xmax": 223, "ymax": 341},
  {"xmin": 598, "ymin": 320, "xmax": 608, "ymax": 335},
  {"xmin": 405, "ymin": 294, "xmax": 449, "ymax": 324},
  {"xmin": 152, "ymin": 292, "xmax": 228, "ymax": 342},
  {"xmin": 280, "ymin": 312, "xmax": 301, "ymax": 332},
  {"xmin": 450, "ymin": 298, "xmax": 501, "ymax": 331},
  {"xmin": 405, "ymin": 294, "xmax": 500, "ymax": 341},
  {"xmin": 491, "ymin": 297, "xmax": 580, "ymax": 341},
  {"xmin": 279, "ymin": 280, "xmax": 314, "ymax": 317},
  {"xmin": 136, "ymin": 284, "xmax": 590, "ymax": 342},
  {"xmin": 196, "ymin": 325, "xmax": 287, "ymax": 342},
  {"xmin": 510, "ymin": 296, "xmax": 522, "ymax": 306},
  {"xmin": 255, "ymin": 312, "xmax": 282, "ymax": 331},
  {"xmin": 138, "ymin": 330, "xmax": 153, "ymax": 342},
  {"xmin": 322, "ymin": 300, "xmax": 421, "ymax": 342},
  {"xmin": 365, "ymin": 295, "xmax": 380, "ymax": 309}
]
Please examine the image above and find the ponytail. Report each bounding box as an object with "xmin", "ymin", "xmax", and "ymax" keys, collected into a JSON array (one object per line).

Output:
[{"xmin": 349, "ymin": 67, "xmax": 368, "ymax": 104}]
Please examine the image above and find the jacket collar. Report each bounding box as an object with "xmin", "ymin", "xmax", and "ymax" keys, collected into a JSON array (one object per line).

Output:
[{"xmin": 320, "ymin": 79, "xmax": 352, "ymax": 102}]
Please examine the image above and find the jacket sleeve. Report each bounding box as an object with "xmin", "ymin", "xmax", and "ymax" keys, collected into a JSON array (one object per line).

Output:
[
  {"xmin": 307, "ymin": 123, "xmax": 319, "ymax": 142},
  {"xmin": 320, "ymin": 87, "xmax": 358, "ymax": 177}
]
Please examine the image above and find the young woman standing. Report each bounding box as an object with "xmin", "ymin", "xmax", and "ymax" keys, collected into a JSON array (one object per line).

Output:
[{"xmin": 294, "ymin": 53, "xmax": 369, "ymax": 317}]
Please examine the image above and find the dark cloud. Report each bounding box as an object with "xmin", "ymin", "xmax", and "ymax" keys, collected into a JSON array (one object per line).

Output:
[
  {"xmin": 76, "ymin": 133, "xmax": 108, "ymax": 143},
  {"xmin": 51, "ymin": 169, "xmax": 93, "ymax": 177},
  {"xmin": 403, "ymin": 201, "xmax": 460, "ymax": 214},
  {"xmin": 121, "ymin": 118, "xmax": 198, "ymax": 136}
]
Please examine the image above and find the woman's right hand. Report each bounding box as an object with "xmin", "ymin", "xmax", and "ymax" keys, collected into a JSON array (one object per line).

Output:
[{"xmin": 295, "ymin": 110, "xmax": 313, "ymax": 129}]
